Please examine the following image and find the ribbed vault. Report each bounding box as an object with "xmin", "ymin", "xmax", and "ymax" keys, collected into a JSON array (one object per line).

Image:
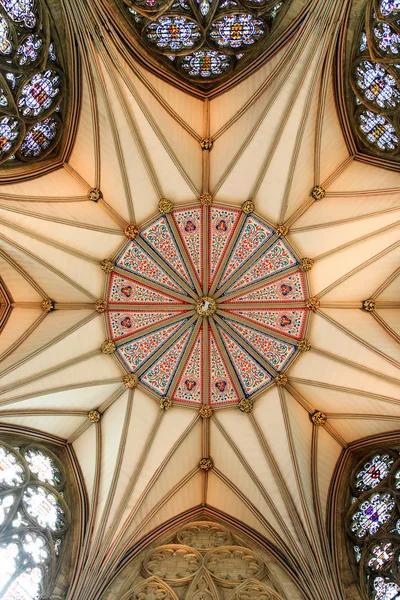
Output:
[{"xmin": 0, "ymin": 0, "xmax": 398, "ymax": 599}]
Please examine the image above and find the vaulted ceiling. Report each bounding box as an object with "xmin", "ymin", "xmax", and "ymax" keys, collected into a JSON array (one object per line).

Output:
[{"xmin": 0, "ymin": 0, "xmax": 399, "ymax": 599}]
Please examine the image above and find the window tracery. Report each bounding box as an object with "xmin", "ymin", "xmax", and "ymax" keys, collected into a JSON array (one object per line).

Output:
[
  {"xmin": 347, "ymin": 0, "xmax": 400, "ymax": 161},
  {"xmin": 117, "ymin": 0, "xmax": 292, "ymax": 90},
  {"xmin": 0, "ymin": 440, "xmax": 70, "ymax": 600},
  {"xmin": 0, "ymin": 0, "xmax": 67, "ymax": 166},
  {"xmin": 116, "ymin": 521, "xmax": 284, "ymax": 600},
  {"xmin": 346, "ymin": 450, "xmax": 400, "ymax": 600}
]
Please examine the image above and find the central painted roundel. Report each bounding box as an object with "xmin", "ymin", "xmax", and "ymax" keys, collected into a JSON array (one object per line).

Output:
[{"xmin": 106, "ymin": 203, "xmax": 309, "ymax": 405}]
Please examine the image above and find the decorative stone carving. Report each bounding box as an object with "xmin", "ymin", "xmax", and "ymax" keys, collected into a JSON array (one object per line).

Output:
[
  {"xmin": 229, "ymin": 579, "xmax": 282, "ymax": 599},
  {"xmin": 199, "ymin": 406, "xmax": 213, "ymax": 419},
  {"xmin": 160, "ymin": 397, "xmax": 172, "ymax": 411},
  {"xmin": 143, "ymin": 545, "xmax": 202, "ymax": 584},
  {"xmin": 125, "ymin": 576, "xmax": 178, "ymax": 600},
  {"xmin": 311, "ymin": 186, "xmax": 325, "ymax": 201},
  {"xmin": 125, "ymin": 223, "xmax": 140, "ymax": 240},
  {"xmin": 305, "ymin": 297, "xmax": 320, "ymax": 311},
  {"xmin": 204, "ymin": 546, "xmax": 264, "ymax": 587},
  {"xmin": 274, "ymin": 374, "xmax": 288, "ymax": 387},
  {"xmin": 200, "ymin": 193, "xmax": 213, "ymax": 206},
  {"xmin": 200, "ymin": 138, "xmax": 213, "ymax": 151},
  {"xmin": 40, "ymin": 298, "xmax": 54, "ymax": 313},
  {"xmin": 363, "ymin": 298, "xmax": 376, "ymax": 312},
  {"xmin": 101, "ymin": 340, "xmax": 116, "ymax": 354},
  {"xmin": 297, "ymin": 339, "xmax": 311, "ymax": 352},
  {"xmin": 238, "ymin": 398, "xmax": 253, "ymax": 413},
  {"xmin": 88, "ymin": 410, "xmax": 101, "ymax": 423},
  {"xmin": 95, "ymin": 300, "xmax": 108, "ymax": 313},
  {"xmin": 158, "ymin": 199, "xmax": 173, "ymax": 214},
  {"xmin": 100, "ymin": 259, "xmax": 114, "ymax": 273},
  {"xmin": 88, "ymin": 188, "xmax": 102, "ymax": 202},
  {"xmin": 311, "ymin": 410, "xmax": 327, "ymax": 426},
  {"xmin": 241, "ymin": 201, "xmax": 254, "ymax": 214},
  {"xmin": 299, "ymin": 257, "xmax": 314, "ymax": 271},
  {"xmin": 196, "ymin": 297, "xmax": 217, "ymax": 317},
  {"xmin": 199, "ymin": 458, "xmax": 213, "ymax": 471},
  {"xmin": 177, "ymin": 522, "xmax": 232, "ymax": 551},
  {"xmin": 275, "ymin": 224, "xmax": 288, "ymax": 237},
  {"xmin": 124, "ymin": 374, "xmax": 139, "ymax": 389},
  {"xmin": 186, "ymin": 568, "xmax": 220, "ymax": 599}
]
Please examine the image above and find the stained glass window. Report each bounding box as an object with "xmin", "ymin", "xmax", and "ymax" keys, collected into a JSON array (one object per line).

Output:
[
  {"xmin": 0, "ymin": 441, "xmax": 69, "ymax": 600},
  {"xmin": 347, "ymin": 449, "xmax": 400, "ymax": 600},
  {"xmin": 354, "ymin": 61, "xmax": 400, "ymax": 110},
  {"xmin": 348, "ymin": 1, "xmax": 400, "ymax": 157},
  {"xmin": 0, "ymin": 0, "xmax": 66, "ymax": 165},
  {"xmin": 354, "ymin": 453, "xmax": 395, "ymax": 492},
  {"xmin": 122, "ymin": 0, "xmax": 289, "ymax": 88},
  {"xmin": 180, "ymin": 49, "xmax": 231, "ymax": 77}
]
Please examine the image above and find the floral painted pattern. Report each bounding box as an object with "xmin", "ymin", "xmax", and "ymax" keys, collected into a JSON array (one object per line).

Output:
[
  {"xmin": 108, "ymin": 273, "xmax": 182, "ymax": 304},
  {"xmin": 173, "ymin": 328, "xmax": 203, "ymax": 404},
  {"xmin": 116, "ymin": 241, "xmax": 185, "ymax": 293},
  {"xmin": 107, "ymin": 203, "xmax": 309, "ymax": 405},
  {"xmin": 140, "ymin": 327, "xmax": 194, "ymax": 395},
  {"xmin": 226, "ymin": 308, "xmax": 306, "ymax": 340},
  {"xmin": 221, "ymin": 318, "xmax": 296, "ymax": 371},
  {"xmin": 116, "ymin": 319, "xmax": 188, "ymax": 372},
  {"xmin": 209, "ymin": 206, "xmax": 241, "ymax": 285},
  {"xmin": 140, "ymin": 216, "xmax": 194, "ymax": 288},
  {"xmin": 219, "ymin": 328, "xmax": 272, "ymax": 396},
  {"xmin": 218, "ymin": 215, "xmax": 274, "ymax": 288},
  {"xmin": 108, "ymin": 310, "xmax": 184, "ymax": 341},
  {"xmin": 228, "ymin": 271, "xmax": 306, "ymax": 303},
  {"xmin": 225, "ymin": 239, "xmax": 297, "ymax": 295},
  {"xmin": 209, "ymin": 327, "xmax": 240, "ymax": 404},
  {"xmin": 173, "ymin": 207, "xmax": 203, "ymax": 286}
]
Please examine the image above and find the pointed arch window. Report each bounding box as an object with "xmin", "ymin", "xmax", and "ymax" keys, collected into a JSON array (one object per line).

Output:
[
  {"xmin": 345, "ymin": 0, "xmax": 400, "ymax": 163},
  {"xmin": 0, "ymin": 0, "xmax": 68, "ymax": 166},
  {"xmin": 0, "ymin": 440, "xmax": 70, "ymax": 600},
  {"xmin": 346, "ymin": 450, "xmax": 400, "ymax": 600},
  {"xmin": 112, "ymin": 0, "xmax": 296, "ymax": 91}
]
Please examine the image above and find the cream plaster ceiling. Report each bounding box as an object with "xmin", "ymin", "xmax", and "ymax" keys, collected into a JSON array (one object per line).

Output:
[{"xmin": 0, "ymin": 0, "xmax": 399, "ymax": 599}]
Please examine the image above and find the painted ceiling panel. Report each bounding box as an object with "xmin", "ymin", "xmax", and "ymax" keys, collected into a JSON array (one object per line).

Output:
[{"xmin": 0, "ymin": 0, "xmax": 398, "ymax": 598}]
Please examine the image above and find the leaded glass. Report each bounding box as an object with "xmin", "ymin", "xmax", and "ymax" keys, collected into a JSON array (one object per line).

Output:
[
  {"xmin": 379, "ymin": 0, "xmax": 400, "ymax": 17},
  {"xmin": 0, "ymin": 442, "xmax": 69, "ymax": 600},
  {"xmin": 373, "ymin": 577, "xmax": 400, "ymax": 600},
  {"xmin": 22, "ymin": 485, "xmax": 65, "ymax": 531},
  {"xmin": 373, "ymin": 22, "xmax": 400, "ymax": 56},
  {"xmin": 0, "ymin": 17, "xmax": 12, "ymax": 55},
  {"xmin": 0, "ymin": 496, "xmax": 15, "ymax": 526},
  {"xmin": 0, "ymin": 0, "xmax": 66, "ymax": 166},
  {"xmin": 0, "ymin": 116, "xmax": 21, "ymax": 160},
  {"xmin": 16, "ymin": 33, "xmax": 43, "ymax": 66},
  {"xmin": 351, "ymin": 492, "xmax": 395, "ymax": 538},
  {"xmin": 180, "ymin": 49, "xmax": 231, "ymax": 77},
  {"xmin": 145, "ymin": 16, "xmax": 202, "ymax": 51},
  {"xmin": 0, "ymin": 445, "xmax": 25, "ymax": 487},
  {"xmin": 367, "ymin": 542, "xmax": 394, "ymax": 571},
  {"xmin": 354, "ymin": 61, "xmax": 400, "ymax": 110},
  {"xmin": 354, "ymin": 454, "xmax": 395, "ymax": 493},
  {"xmin": 23, "ymin": 448, "xmax": 61, "ymax": 487},
  {"xmin": 19, "ymin": 117, "xmax": 58, "ymax": 158},
  {"xmin": 121, "ymin": 0, "xmax": 290, "ymax": 90},
  {"xmin": 348, "ymin": 449, "xmax": 400, "ymax": 600},
  {"xmin": 0, "ymin": 0, "xmax": 36, "ymax": 28},
  {"xmin": 210, "ymin": 13, "xmax": 264, "ymax": 49},
  {"xmin": 17, "ymin": 70, "xmax": 61, "ymax": 118},
  {"xmin": 358, "ymin": 110, "xmax": 399, "ymax": 151}
]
